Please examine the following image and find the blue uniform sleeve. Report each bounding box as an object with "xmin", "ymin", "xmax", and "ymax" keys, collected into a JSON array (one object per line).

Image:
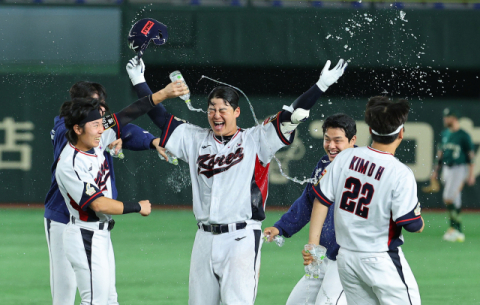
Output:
[
  {"xmin": 273, "ymin": 161, "xmax": 323, "ymax": 237},
  {"xmin": 121, "ymin": 123, "xmax": 156, "ymax": 151},
  {"xmin": 274, "ymin": 185, "xmax": 315, "ymax": 237}
]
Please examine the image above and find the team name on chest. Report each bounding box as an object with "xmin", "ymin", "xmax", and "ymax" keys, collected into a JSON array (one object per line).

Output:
[
  {"xmin": 349, "ymin": 156, "xmax": 385, "ymax": 181},
  {"xmin": 197, "ymin": 147, "xmax": 244, "ymax": 178},
  {"xmin": 94, "ymin": 159, "xmax": 110, "ymax": 192}
]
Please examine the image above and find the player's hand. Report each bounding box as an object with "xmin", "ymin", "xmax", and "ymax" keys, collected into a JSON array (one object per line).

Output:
[
  {"xmin": 467, "ymin": 175, "xmax": 475, "ymax": 186},
  {"xmin": 302, "ymin": 250, "xmax": 313, "ymax": 266},
  {"xmin": 139, "ymin": 200, "xmax": 152, "ymax": 216},
  {"xmin": 151, "ymin": 138, "xmax": 169, "ymax": 162},
  {"xmin": 316, "ymin": 59, "xmax": 348, "ymax": 92},
  {"xmin": 126, "ymin": 56, "xmax": 146, "ymax": 86},
  {"xmin": 108, "ymin": 139, "xmax": 123, "ymax": 155},
  {"xmin": 263, "ymin": 227, "xmax": 280, "ymax": 242},
  {"xmin": 152, "ymin": 81, "xmax": 189, "ymax": 104}
]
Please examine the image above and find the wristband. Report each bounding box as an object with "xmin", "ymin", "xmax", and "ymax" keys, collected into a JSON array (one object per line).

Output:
[{"xmin": 123, "ymin": 202, "xmax": 141, "ymax": 214}]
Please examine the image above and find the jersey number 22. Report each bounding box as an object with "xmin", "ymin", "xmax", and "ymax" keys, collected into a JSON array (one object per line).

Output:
[{"xmin": 339, "ymin": 177, "xmax": 374, "ymax": 219}]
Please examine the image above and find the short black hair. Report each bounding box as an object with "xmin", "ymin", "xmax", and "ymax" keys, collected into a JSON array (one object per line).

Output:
[
  {"xmin": 69, "ymin": 81, "xmax": 109, "ymax": 112},
  {"xmin": 207, "ymin": 86, "xmax": 240, "ymax": 110},
  {"xmin": 61, "ymin": 98, "xmax": 102, "ymax": 144},
  {"xmin": 365, "ymin": 96, "xmax": 410, "ymax": 145},
  {"xmin": 322, "ymin": 113, "xmax": 357, "ymax": 141}
]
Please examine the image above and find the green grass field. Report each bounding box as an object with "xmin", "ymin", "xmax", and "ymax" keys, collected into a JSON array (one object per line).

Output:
[{"xmin": 1, "ymin": 208, "xmax": 479, "ymax": 304}]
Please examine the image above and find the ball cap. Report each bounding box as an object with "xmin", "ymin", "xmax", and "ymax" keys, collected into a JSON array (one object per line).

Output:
[{"xmin": 443, "ymin": 107, "xmax": 461, "ymax": 118}]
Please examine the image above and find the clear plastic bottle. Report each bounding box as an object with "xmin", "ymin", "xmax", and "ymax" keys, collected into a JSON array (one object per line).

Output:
[
  {"xmin": 169, "ymin": 71, "xmax": 204, "ymax": 113},
  {"xmin": 106, "ymin": 147, "xmax": 125, "ymax": 159},
  {"xmin": 158, "ymin": 150, "xmax": 179, "ymax": 165},
  {"xmin": 263, "ymin": 234, "xmax": 285, "ymax": 247},
  {"xmin": 304, "ymin": 244, "xmax": 326, "ymax": 278}
]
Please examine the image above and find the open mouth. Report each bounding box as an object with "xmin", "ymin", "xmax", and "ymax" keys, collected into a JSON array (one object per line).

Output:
[
  {"xmin": 329, "ymin": 150, "xmax": 339, "ymax": 158},
  {"xmin": 213, "ymin": 121, "xmax": 225, "ymax": 131}
]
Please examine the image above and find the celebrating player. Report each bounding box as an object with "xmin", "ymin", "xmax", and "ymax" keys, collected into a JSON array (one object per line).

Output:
[
  {"xmin": 307, "ymin": 97, "xmax": 424, "ymax": 305},
  {"xmin": 430, "ymin": 107, "xmax": 475, "ymax": 242},
  {"xmin": 55, "ymin": 82, "xmax": 187, "ymax": 304},
  {"xmin": 43, "ymin": 81, "xmax": 171, "ymax": 305},
  {"xmin": 263, "ymin": 113, "xmax": 356, "ymax": 305},
  {"xmin": 126, "ymin": 56, "xmax": 347, "ymax": 304}
]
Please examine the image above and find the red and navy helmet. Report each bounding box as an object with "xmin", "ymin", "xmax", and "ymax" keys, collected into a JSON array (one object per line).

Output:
[{"xmin": 128, "ymin": 18, "xmax": 168, "ymax": 57}]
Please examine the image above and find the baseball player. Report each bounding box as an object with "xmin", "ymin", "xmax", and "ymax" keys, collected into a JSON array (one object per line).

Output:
[
  {"xmin": 126, "ymin": 56, "xmax": 347, "ymax": 304},
  {"xmin": 308, "ymin": 97, "xmax": 424, "ymax": 305},
  {"xmin": 431, "ymin": 107, "xmax": 475, "ymax": 242},
  {"xmin": 43, "ymin": 81, "xmax": 170, "ymax": 305},
  {"xmin": 263, "ymin": 113, "xmax": 356, "ymax": 305},
  {"xmin": 55, "ymin": 83, "xmax": 187, "ymax": 304}
]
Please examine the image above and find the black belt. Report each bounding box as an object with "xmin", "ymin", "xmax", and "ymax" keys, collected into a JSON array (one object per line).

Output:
[
  {"xmin": 71, "ymin": 216, "xmax": 115, "ymax": 231},
  {"xmin": 198, "ymin": 222, "xmax": 247, "ymax": 235}
]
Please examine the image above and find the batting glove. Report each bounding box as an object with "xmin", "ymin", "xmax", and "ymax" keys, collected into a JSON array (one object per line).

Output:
[
  {"xmin": 126, "ymin": 56, "xmax": 146, "ymax": 86},
  {"xmin": 316, "ymin": 59, "xmax": 348, "ymax": 92}
]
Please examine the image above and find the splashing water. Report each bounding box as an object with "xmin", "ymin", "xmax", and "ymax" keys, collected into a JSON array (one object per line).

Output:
[{"xmin": 199, "ymin": 75, "xmax": 315, "ymax": 185}]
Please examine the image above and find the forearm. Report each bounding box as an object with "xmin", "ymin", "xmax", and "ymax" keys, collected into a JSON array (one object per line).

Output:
[
  {"xmin": 134, "ymin": 82, "xmax": 154, "ymax": 98},
  {"xmin": 116, "ymin": 96, "xmax": 155, "ymax": 127},
  {"xmin": 308, "ymin": 198, "xmax": 329, "ymax": 245},
  {"xmin": 90, "ymin": 197, "xmax": 140, "ymax": 215}
]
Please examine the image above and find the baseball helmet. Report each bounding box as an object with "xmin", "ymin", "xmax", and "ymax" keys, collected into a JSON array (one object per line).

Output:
[{"xmin": 128, "ymin": 18, "xmax": 168, "ymax": 57}]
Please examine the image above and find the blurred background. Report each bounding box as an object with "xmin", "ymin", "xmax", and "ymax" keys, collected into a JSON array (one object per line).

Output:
[{"xmin": 1, "ymin": 0, "xmax": 480, "ymax": 209}]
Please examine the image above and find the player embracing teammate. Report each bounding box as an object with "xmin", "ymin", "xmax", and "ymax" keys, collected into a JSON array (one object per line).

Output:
[{"xmin": 308, "ymin": 97, "xmax": 424, "ymax": 305}]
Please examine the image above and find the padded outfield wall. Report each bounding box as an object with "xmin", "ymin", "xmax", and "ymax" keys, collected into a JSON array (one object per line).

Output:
[{"xmin": 1, "ymin": 5, "xmax": 479, "ymax": 208}]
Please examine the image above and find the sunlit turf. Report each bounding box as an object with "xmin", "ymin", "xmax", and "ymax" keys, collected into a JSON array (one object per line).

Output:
[{"xmin": 0, "ymin": 208, "xmax": 478, "ymax": 304}]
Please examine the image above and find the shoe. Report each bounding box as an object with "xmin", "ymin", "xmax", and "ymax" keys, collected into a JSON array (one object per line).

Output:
[
  {"xmin": 443, "ymin": 229, "xmax": 459, "ymax": 242},
  {"xmin": 456, "ymin": 232, "xmax": 465, "ymax": 242}
]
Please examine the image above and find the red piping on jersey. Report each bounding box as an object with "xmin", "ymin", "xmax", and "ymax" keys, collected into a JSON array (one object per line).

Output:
[
  {"xmin": 275, "ymin": 112, "xmax": 291, "ymax": 145},
  {"xmin": 68, "ymin": 193, "xmax": 89, "ymax": 221},
  {"xmin": 161, "ymin": 115, "xmax": 175, "ymax": 147},
  {"xmin": 112, "ymin": 113, "xmax": 121, "ymax": 139},
  {"xmin": 69, "ymin": 143, "xmax": 96, "ymax": 157},
  {"xmin": 367, "ymin": 146, "xmax": 393, "ymax": 156},
  {"xmin": 80, "ymin": 192, "xmax": 103, "ymax": 209},
  {"xmin": 254, "ymin": 155, "xmax": 270, "ymax": 208},
  {"xmin": 311, "ymin": 185, "xmax": 333, "ymax": 206},
  {"xmin": 396, "ymin": 215, "xmax": 421, "ymax": 224}
]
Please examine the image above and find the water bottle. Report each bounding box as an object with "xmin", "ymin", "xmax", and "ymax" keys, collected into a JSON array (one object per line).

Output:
[
  {"xmin": 263, "ymin": 234, "xmax": 285, "ymax": 247},
  {"xmin": 106, "ymin": 147, "xmax": 125, "ymax": 159},
  {"xmin": 158, "ymin": 150, "xmax": 179, "ymax": 165},
  {"xmin": 304, "ymin": 244, "xmax": 326, "ymax": 278},
  {"xmin": 169, "ymin": 71, "xmax": 204, "ymax": 113}
]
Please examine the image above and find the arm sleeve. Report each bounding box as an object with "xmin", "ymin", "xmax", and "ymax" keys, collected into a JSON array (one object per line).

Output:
[
  {"xmin": 312, "ymin": 161, "xmax": 337, "ymax": 207},
  {"xmin": 134, "ymin": 81, "xmax": 172, "ymax": 134},
  {"xmin": 254, "ymin": 112, "xmax": 294, "ymax": 164},
  {"xmin": 121, "ymin": 123, "xmax": 156, "ymax": 151},
  {"xmin": 396, "ymin": 202, "xmax": 423, "ymax": 232},
  {"xmin": 279, "ymin": 85, "xmax": 323, "ymax": 122},
  {"xmin": 56, "ymin": 162, "xmax": 104, "ymax": 211},
  {"xmin": 392, "ymin": 168, "xmax": 420, "ymax": 224},
  {"xmin": 134, "ymin": 82, "xmax": 153, "ymax": 98},
  {"xmin": 115, "ymin": 96, "xmax": 155, "ymax": 128}
]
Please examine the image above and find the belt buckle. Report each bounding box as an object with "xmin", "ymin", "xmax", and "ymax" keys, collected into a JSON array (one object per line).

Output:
[{"xmin": 211, "ymin": 224, "xmax": 221, "ymax": 235}]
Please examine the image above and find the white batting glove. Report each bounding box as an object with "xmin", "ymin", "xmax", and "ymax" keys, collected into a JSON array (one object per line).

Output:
[
  {"xmin": 316, "ymin": 59, "xmax": 348, "ymax": 92},
  {"xmin": 126, "ymin": 56, "xmax": 146, "ymax": 86}
]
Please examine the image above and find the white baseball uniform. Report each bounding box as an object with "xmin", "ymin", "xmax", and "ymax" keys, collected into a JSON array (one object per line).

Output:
[
  {"xmin": 56, "ymin": 127, "xmax": 119, "ymax": 305},
  {"xmin": 161, "ymin": 113, "xmax": 292, "ymax": 305},
  {"xmin": 312, "ymin": 146, "xmax": 423, "ymax": 305}
]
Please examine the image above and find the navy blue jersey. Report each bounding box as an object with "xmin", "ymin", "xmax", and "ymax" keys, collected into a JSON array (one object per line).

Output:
[
  {"xmin": 44, "ymin": 116, "xmax": 156, "ymax": 224},
  {"xmin": 274, "ymin": 155, "xmax": 339, "ymax": 260}
]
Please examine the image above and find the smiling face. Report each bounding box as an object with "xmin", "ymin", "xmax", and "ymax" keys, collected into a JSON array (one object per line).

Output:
[
  {"xmin": 323, "ymin": 127, "xmax": 356, "ymax": 161},
  {"xmin": 74, "ymin": 118, "xmax": 104, "ymax": 151},
  {"xmin": 207, "ymin": 98, "xmax": 240, "ymax": 137}
]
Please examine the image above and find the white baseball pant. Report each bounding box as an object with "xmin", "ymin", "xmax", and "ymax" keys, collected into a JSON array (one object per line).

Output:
[
  {"xmin": 189, "ymin": 222, "xmax": 263, "ymax": 305},
  {"xmin": 441, "ymin": 165, "xmax": 469, "ymax": 208},
  {"xmin": 337, "ymin": 247, "xmax": 420, "ymax": 305},
  {"xmin": 63, "ymin": 221, "xmax": 118, "ymax": 305},
  {"xmin": 44, "ymin": 218, "xmax": 77, "ymax": 305},
  {"xmin": 286, "ymin": 258, "xmax": 347, "ymax": 305}
]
